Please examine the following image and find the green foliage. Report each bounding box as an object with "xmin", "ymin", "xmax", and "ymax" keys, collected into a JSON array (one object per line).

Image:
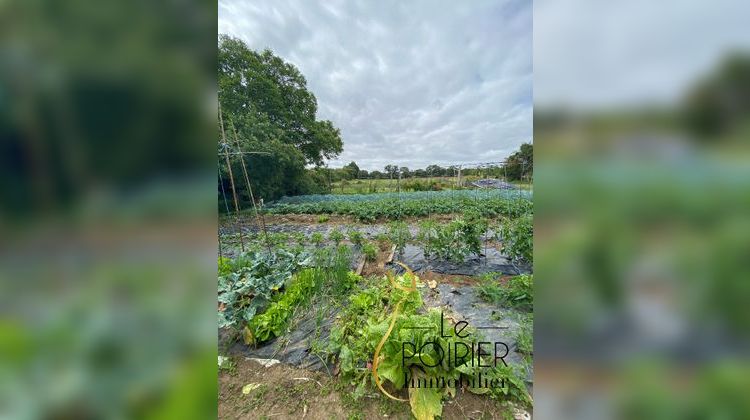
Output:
[
  {"xmin": 409, "ymin": 375, "xmax": 443, "ymax": 420},
  {"xmin": 343, "ymin": 161, "xmax": 361, "ymax": 180},
  {"xmin": 317, "ymin": 215, "xmax": 330, "ymax": 223},
  {"xmin": 477, "ymin": 273, "xmax": 504, "ymax": 304},
  {"xmin": 362, "ymin": 243, "xmax": 378, "ymax": 262},
  {"xmin": 328, "ymin": 273, "xmax": 531, "ymax": 418},
  {"xmin": 375, "ymin": 233, "xmax": 391, "ymax": 251},
  {"xmin": 291, "ymin": 232, "xmax": 307, "ymax": 246},
  {"xmin": 328, "ymin": 229, "xmax": 345, "ymax": 245},
  {"xmin": 503, "ymin": 274, "xmax": 533, "ymax": 310},
  {"xmin": 515, "ymin": 315, "xmax": 533, "ymax": 357},
  {"xmin": 269, "ymin": 194, "xmax": 532, "ymax": 223},
  {"xmin": 478, "ymin": 273, "xmax": 533, "ymax": 311},
  {"xmin": 218, "ymin": 256, "xmax": 232, "ymax": 277},
  {"xmin": 249, "ymin": 246, "xmax": 353, "ymax": 343},
  {"xmin": 310, "ymin": 232, "xmax": 324, "ymax": 246},
  {"xmin": 503, "ymin": 143, "xmax": 533, "ymax": 181},
  {"xmin": 217, "ymin": 249, "xmax": 310, "ymax": 329},
  {"xmin": 249, "ymin": 268, "xmax": 324, "ymax": 342},
  {"xmin": 347, "ymin": 229, "xmax": 365, "ymax": 247},
  {"xmin": 218, "ymin": 35, "xmax": 342, "ymax": 206},
  {"xmin": 387, "ymin": 221, "xmax": 411, "ymax": 254},
  {"xmin": 499, "ymin": 214, "xmax": 533, "ymax": 263},
  {"xmin": 419, "ymin": 216, "xmax": 487, "ymax": 263},
  {"xmin": 402, "ymin": 180, "xmax": 441, "ymax": 192}
]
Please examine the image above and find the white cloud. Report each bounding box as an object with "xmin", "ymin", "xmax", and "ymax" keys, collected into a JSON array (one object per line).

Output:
[{"xmin": 219, "ymin": 0, "xmax": 532, "ymax": 171}]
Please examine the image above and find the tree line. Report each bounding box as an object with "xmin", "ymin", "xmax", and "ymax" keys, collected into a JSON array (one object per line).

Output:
[{"xmin": 329, "ymin": 143, "xmax": 533, "ymax": 181}]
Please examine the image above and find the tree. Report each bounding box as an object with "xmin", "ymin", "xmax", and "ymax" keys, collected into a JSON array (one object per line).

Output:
[
  {"xmin": 503, "ymin": 143, "xmax": 533, "ymax": 181},
  {"xmin": 683, "ymin": 53, "xmax": 750, "ymax": 139},
  {"xmin": 425, "ymin": 165, "xmax": 444, "ymax": 177},
  {"xmin": 218, "ymin": 35, "xmax": 343, "ymax": 206},
  {"xmin": 384, "ymin": 165, "xmax": 398, "ymax": 178},
  {"xmin": 358, "ymin": 170, "xmax": 369, "ymax": 179},
  {"xmin": 399, "ymin": 167, "xmax": 410, "ymax": 178},
  {"xmin": 343, "ymin": 161, "xmax": 360, "ymax": 180},
  {"xmin": 370, "ymin": 170, "xmax": 383, "ymax": 179}
]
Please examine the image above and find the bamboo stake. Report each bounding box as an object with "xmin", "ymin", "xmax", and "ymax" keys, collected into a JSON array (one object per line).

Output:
[
  {"xmin": 229, "ymin": 117, "xmax": 273, "ymax": 254},
  {"xmin": 219, "ymin": 103, "xmax": 244, "ymax": 252}
]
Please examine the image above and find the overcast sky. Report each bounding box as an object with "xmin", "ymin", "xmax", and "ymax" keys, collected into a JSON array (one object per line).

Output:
[
  {"xmin": 218, "ymin": 0, "xmax": 532, "ymax": 171},
  {"xmin": 535, "ymin": 0, "xmax": 750, "ymax": 109}
]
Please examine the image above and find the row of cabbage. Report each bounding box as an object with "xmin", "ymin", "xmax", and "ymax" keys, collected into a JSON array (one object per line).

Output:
[
  {"xmin": 273, "ymin": 188, "xmax": 532, "ymax": 204},
  {"xmin": 268, "ymin": 195, "xmax": 532, "ymax": 222}
]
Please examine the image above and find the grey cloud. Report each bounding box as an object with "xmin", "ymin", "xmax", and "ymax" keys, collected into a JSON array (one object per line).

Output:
[{"xmin": 219, "ymin": 0, "xmax": 532, "ymax": 171}]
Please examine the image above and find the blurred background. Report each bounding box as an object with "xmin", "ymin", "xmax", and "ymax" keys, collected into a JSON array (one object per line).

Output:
[
  {"xmin": 534, "ymin": 0, "xmax": 750, "ymax": 418},
  {"xmin": 0, "ymin": 1, "xmax": 217, "ymax": 419}
]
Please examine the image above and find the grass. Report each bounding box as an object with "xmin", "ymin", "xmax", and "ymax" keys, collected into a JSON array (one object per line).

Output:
[
  {"xmin": 515, "ymin": 314, "xmax": 533, "ymax": 359},
  {"xmin": 331, "ymin": 176, "xmax": 467, "ymax": 194},
  {"xmin": 477, "ymin": 273, "xmax": 533, "ymax": 311},
  {"xmin": 330, "ymin": 176, "xmax": 533, "ymax": 195}
]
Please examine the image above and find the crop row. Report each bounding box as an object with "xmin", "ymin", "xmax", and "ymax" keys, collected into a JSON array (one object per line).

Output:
[
  {"xmin": 267, "ymin": 195, "xmax": 532, "ymax": 222},
  {"xmin": 274, "ymin": 188, "xmax": 532, "ymax": 204}
]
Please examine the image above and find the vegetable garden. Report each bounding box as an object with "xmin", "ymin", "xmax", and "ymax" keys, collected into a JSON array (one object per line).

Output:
[{"xmin": 219, "ymin": 187, "xmax": 534, "ymax": 419}]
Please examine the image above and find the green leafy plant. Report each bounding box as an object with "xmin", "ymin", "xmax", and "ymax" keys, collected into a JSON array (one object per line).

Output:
[
  {"xmin": 218, "ymin": 256, "xmax": 232, "ymax": 277},
  {"xmin": 317, "ymin": 214, "xmax": 330, "ymax": 223},
  {"xmin": 249, "ymin": 246, "xmax": 354, "ymax": 343},
  {"xmin": 310, "ymin": 232, "xmax": 324, "ymax": 246},
  {"xmin": 249, "ymin": 268, "xmax": 324, "ymax": 342},
  {"xmin": 387, "ymin": 221, "xmax": 411, "ymax": 255},
  {"xmin": 499, "ymin": 214, "xmax": 532, "ymax": 263},
  {"xmin": 515, "ymin": 315, "xmax": 533, "ymax": 358},
  {"xmin": 328, "ymin": 272, "xmax": 531, "ymax": 419},
  {"xmin": 269, "ymin": 191, "xmax": 532, "ymax": 223},
  {"xmin": 218, "ymin": 249, "xmax": 310, "ymax": 330},
  {"xmin": 291, "ymin": 232, "xmax": 307, "ymax": 246},
  {"xmin": 347, "ymin": 229, "xmax": 365, "ymax": 247},
  {"xmin": 502, "ymin": 274, "xmax": 533, "ymax": 310},
  {"xmin": 375, "ymin": 233, "xmax": 391, "ymax": 251},
  {"xmin": 477, "ymin": 273, "xmax": 504, "ymax": 303},
  {"xmin": 362, "ymin": 242, "xmax": 378, "ymax": 262},
  {"xmin": 477, "ymin": 273, "xmax": 533, "ymax": 311},
  {"xmin": 329, "ymin": 228, "xmax": 345, "ymax": 245},
  {"xmin": 419, "ymin": 216, "xmax": 486, "ymax": 263}
]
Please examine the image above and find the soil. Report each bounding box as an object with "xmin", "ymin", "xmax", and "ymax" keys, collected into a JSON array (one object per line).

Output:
[{"xmin": 219, "ymin": 357, "xmax": 524, "ymax": 420}]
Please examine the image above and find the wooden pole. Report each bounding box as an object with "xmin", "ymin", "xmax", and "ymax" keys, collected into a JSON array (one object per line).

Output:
[
  {"xmin": 229, "ymin": 118, "xmax": 272, "ymax": 254},
  {"xmin": 219, "ymin": 104, "xmax": 244, "ymax": 252}
]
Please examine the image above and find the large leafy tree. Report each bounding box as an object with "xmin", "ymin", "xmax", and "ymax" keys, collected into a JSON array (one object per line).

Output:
[
  {"xmin": 218, "ymin": 35, "xmax": 343, "ymax": 206},
  {"xmin": 504, "ymin": 143, "xmax": 533, "ymax": 181},
  {"xmin": 343, "ymin": 161, "xmax": 360, "ymax": 180}
]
